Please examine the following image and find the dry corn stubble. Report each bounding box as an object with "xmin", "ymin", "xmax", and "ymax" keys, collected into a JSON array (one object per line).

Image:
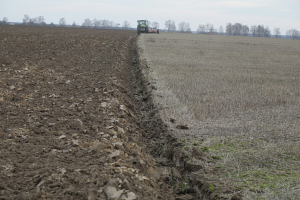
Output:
[{"xmin": 138, "ymin": 32, "xmax": 300, "ymax": 199}]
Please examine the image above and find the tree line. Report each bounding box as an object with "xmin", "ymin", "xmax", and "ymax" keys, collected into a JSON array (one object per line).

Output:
[
  {"xmin": 164, "ymin": 19, "xmax": 299, "ymax": 39},
  {"xmin": 19, "ymin": 15, "xmax": 163, "ymax": 31},
  {"xmin": 20, "ymin": 15, "xmax": 132, "ymax": 30},
  {"xmin": 1, "ymin": 15, "xmax": 299, "ymax": 39},
  {"xmin": 225, "ymin": 23, "xmax": 272, "ymax": 37}
]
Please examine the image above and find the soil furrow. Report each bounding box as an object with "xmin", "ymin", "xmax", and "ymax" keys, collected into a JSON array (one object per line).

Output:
[{"xmin": 0, "ymin": 26, "xmax": 177, "ymax": 200}]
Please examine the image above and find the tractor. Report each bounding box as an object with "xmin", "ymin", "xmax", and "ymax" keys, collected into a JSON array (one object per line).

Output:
[
  {"xmin": 137, "ymin": 20, "xmax": 149, "ymax": 34},
  {"xmin": 137, "ymin": 20, "xmax": 160, "ymax": 34}
]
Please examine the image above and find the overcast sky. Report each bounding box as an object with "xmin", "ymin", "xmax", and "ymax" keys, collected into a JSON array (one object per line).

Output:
[{"xmin": 1, "ymin": 0, "xmax": 299, "ymax": 33}]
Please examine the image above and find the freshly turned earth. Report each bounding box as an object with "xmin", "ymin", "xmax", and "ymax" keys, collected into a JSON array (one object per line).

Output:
[{"xmin": 0, "ymin": 26, "xmax": 174, "ymax": 200}]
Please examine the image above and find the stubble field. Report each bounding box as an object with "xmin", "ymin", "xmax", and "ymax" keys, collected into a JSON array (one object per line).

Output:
[{"xmin": 138, "ymin": 33, "xmax": 300, "ymax": 199}]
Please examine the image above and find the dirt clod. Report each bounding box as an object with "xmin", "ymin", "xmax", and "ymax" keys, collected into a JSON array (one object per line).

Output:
[
  {"xmin": 176, "ymin": 125, "xmax": 189, "ymax": 129},
  {"xmin": 192, "ymin": 147, "xmax": 207, "ymax": 161},
  {"xmin": 105, "ymin": 186, "xmax": 118, "ymax": 199},
  {"xmin": 170, "ymin": 118, "xmax": 176, "ymax": 123}
]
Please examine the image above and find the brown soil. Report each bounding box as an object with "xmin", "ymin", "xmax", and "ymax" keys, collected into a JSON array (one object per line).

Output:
[
  {"xmin": 0, "ymin": 26, "xmax": 174, "ymax": 200},
  {"xmin": 0, "ymin": 26, "xmax": 233, "ymax": 200}
]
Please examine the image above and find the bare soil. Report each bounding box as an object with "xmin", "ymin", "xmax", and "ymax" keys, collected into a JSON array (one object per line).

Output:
[{"xmin": 0, "ymin": 26, "xmax": 180, "ymax": 200}]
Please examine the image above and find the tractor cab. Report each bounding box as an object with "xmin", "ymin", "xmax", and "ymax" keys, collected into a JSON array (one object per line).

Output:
[
  {"xmin": 137, "ymin": 20, "xmax": 149, "ymax": 34},
  {"xmin": 138, "ymin": 20, "xmax": 147, "ymax": 26}
]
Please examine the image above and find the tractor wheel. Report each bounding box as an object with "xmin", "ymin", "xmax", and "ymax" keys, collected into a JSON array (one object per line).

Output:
[
  {"xmin": 138, "ymin": 30, "xmax": 140, "ymax": 35},
  {"xmin": 146, "ymin": 27, "xmax": 149, "ymax": 33}
]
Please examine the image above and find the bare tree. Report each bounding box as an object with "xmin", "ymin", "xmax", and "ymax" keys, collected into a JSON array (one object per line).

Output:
[
  {"xmin": 273, "ymin": 28, "xmax": 281, "ymax": 38},
  {"xmin": 257, "ymin": 25, "xmax": 264, "ymax": 37},
  {"xmin": 91, "ymin": 18, "xmax": 119, "ymax": 29},
  {"xmin": 186, "ymin": 27, "xmax": 192, "ymax": 33},
  {"xmin": 178, "ymin": 22, "xmax": 185, "ymax": 33},
  {"xmin": 0, "ymin": 17, "xmax": 8, "ymax": 25},
  {"xmin": 226, "ymin": 23, "xmax": 268, "ymax": 37},
  {"xmin": 241, "ymin": 25, "xmax": 249, "ymax": 36},
  {"xmin": 197, "ymin": 23, "xmax": 216, "ymax": 34},
  {"xmin": 28, "ymin": 18, "xmax": 36, "ymax": 25},
  {"xmin": 165, "ymin": 20, "xmax": 172, "ymax": 32},
  {"xmin": 49, "ymin": 22, "xmax": 56, "ymax": 27},
  {"xmin": 264, "ymin": 26, "xmax": 271, "ymax": 37},
  {"xmin": 108, "ymin": 21, "xmax": 114, "ymax": 27},
  {"xmin": 178, "ymin": 22, "xmax": 191, "ymax": 33},
  {"xmin": 102, "ymin": 19, "xmax": 109, "ymax": 28},
  {"xmin": 3, "ymin": 17, "xmax": 8, "ymax": 23},
  {"xmin": 208, "ymin": 24, "xmax": 216, "ymax": 34},
  {"xmin": 250, "ymin": 25, "xmax": 257, "ymax": 37},
  {"xmin": 226, "ymin": 23, "xmax": 233, "ymax": 35},
  {"xmin": 152, "ymin": 22, "xmax": 159, "ymax": 29},
  {"xmin": 82, "ymin": 18, "xmax": 92, "ymax": 28},
  {"xmin": 219, "ymin": 26, "xmax": 224, "ymax": 34},
  {"xmin": 91, "ymin": 18, "xmax": 97, "ymax": 28},
  {"xmin": 171, "ymin": 21, "xmax": 176, "ymax": 31},
  {"xmin": 36, "ymin": 16, "xmax": 45, "ymax": 26},
  {"xmin": 205, "ymin": 23, "xmax": 210, "ymax": 32},
  {"xmin": 71, "ymin": 22, "xmax": 77, "ymax": 27},
  {"xmin": 165, "ymin": 20, "xmax": 176, "ymax": 32},
  {"xmin": 249, "ymin": 25, "xmax": 270, "ymax": 37},
  {"xmin": 94, "ymin": 20, "xmax": 101, "ymax": 28},
  {"xmin": 286, "ymin": 29, "xmax": 300, "ymax": 39},
  {"xmin": 232, "ymin": 23, "xmax": 242, "ymax": 36},
  {"xmin": 123, "ymin": 20, "xmax": 131, "ymax": 30},
  {"xmin": 205, "ymin": 23, "xmax": 213, "ymax": 33},
  {"xmin": 23, "ymin": 14, "xmax": 30, "ymax": 25},
  {"xmin": 59, "ymin": 18, "xmax": 66, "ymax": 27},
  {"xmin": 197, "ymin": 24, "xmax": 205, "ymax": 34},
  {"xmin": 22, "ymin": 15, "xmax": 46, "ymax": 26}
]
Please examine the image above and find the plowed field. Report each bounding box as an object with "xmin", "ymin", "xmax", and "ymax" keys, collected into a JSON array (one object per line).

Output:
[{"xmin": 0, "ymin": 26, "xmax": 176, "ymax": 200}]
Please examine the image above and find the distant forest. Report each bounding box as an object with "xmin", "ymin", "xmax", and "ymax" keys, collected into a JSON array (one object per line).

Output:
[{"xmin": 0, "ymin": 15, "xmax": 299, "ymax": 39}]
